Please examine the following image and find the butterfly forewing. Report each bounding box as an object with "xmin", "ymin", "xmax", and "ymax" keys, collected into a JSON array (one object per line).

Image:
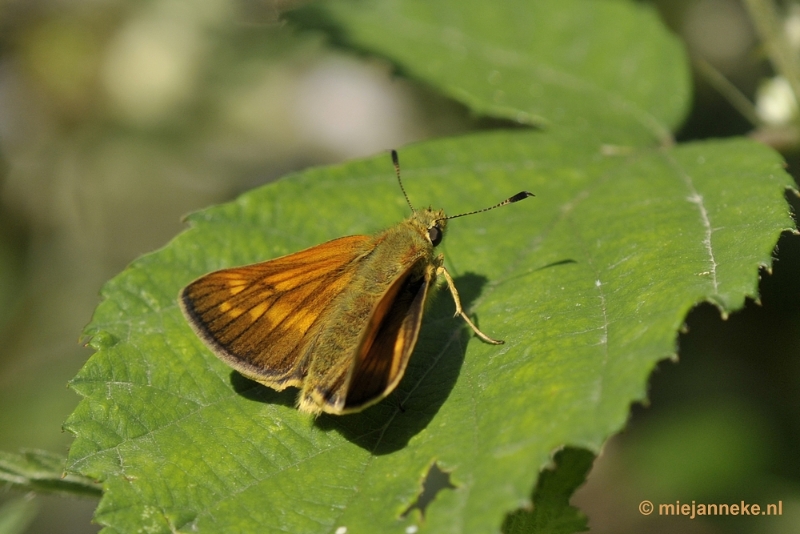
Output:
[{"xmin": 180, "ymin": 235, "xmax": 373, "ymax": 388}]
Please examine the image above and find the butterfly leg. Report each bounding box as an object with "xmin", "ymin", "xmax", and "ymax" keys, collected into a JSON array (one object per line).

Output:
[{"xmin": 437, "ymin": 265, "xmax": 504, "ymax": 345}]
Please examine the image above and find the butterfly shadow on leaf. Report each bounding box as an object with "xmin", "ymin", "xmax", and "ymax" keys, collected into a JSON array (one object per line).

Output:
[
  {"xmin": 313, "ymin": 272, "xmax": 489, "ymax": 455},
  {"xmin": 230, "ymin": 370, "xmax": 299, "ymax": 409}
]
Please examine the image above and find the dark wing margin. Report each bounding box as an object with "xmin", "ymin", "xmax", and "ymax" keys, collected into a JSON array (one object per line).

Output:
[{"xmin": 342, "ymin": 259, "xmax": 430, "ymax": 412}]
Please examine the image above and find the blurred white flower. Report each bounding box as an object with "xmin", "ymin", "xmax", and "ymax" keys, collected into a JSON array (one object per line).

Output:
[
  {"xmin": 101, "ymin": 0, "xmax": 232, "ymax": 126},
  {"xmin": 292, "ymin": 57, "xmax": 418, "ymax": 159},
  {"xmin": 755, "ymin": 76, "xmax": 798, "ymax": 126}
]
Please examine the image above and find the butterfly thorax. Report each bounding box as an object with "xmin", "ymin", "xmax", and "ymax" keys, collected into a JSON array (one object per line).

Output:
[
  {"xmin": 297, "ymin": 208, "xmax": 447, "ymax": 412},
  {"xmin": 355, "ymin": 207, "xmax": 446, "ymax": 296}
]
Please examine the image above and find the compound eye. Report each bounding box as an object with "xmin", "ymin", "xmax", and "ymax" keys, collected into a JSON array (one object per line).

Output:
[{"xmin": 428, "ymin": 225, "xmax": 442, "ymax": 246}]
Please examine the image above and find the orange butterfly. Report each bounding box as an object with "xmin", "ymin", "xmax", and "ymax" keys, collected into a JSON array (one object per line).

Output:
[{"xmin": 180, "ymin": 151, "xmax": 532, "ymax": 415}]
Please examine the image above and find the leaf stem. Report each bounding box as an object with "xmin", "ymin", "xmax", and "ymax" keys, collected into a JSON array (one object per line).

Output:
[
  {"xmin": 0, "ymin": 449, "xmax": 102, "ymax": 498},
  {"xmin": 692, "ymin": 56, "xmax": 762, "ymax": 127},
  {"xmin": 742, "ymin": 0, "xmax": 800, "ymax": 108}
]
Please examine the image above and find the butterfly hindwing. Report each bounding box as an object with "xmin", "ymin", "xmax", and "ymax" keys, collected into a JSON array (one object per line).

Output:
[{"xmin": 341, "ymin": 259, "xmax": 432, "ymax": 412}]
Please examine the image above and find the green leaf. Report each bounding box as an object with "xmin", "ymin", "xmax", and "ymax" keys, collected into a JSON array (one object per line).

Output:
[
  {"xmin": 502, "ymin": 448, "xmax": 592, "ymax": 534},
  {"xmin": 65, "ymin": 128, "xmax": 794, "ymax": 533},
  {"xmin": 0, "ymin": 449, "xmax": 101, "ymax": 498},
  {"xmin": 292, "ymin": 0, "xmax": 690, "ymax": 145},
  {"xmin": 0, "ymin": 497, "xmax": 39, "ymax": 534}
]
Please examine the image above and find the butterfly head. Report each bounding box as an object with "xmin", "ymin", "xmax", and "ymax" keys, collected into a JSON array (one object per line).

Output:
[{"xmin": 410, "ymin": 208, "xmax": 447, "ymax": 247}]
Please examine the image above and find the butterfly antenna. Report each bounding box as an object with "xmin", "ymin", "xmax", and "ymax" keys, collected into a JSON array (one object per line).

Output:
[
  {"xmin": 440, "ymin": 191, "xmax": 535, "ymax": 222},
  {"xmin": 392, "ymin": 150, "xmax": 415, "ymax": 212}
]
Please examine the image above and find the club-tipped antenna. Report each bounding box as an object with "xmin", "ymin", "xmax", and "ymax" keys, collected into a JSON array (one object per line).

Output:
[
  {"xmin": 439, "ymin": 191, "xmax": 535, "ymax": 222},
  {"xmin": 392, "ymin": 150, "xmax": 415, "ymax": 212}
]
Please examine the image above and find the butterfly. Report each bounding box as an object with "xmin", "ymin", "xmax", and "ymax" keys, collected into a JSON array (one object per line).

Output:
[{"xmin": 180, "ymin": 150, "xmax": 533, "ymax": 415}]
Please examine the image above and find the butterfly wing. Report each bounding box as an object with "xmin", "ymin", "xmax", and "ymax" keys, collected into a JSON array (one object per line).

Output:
[
  {"xmin": 340, "ymin": 258, "xmax": 433, "ymax": 413},
  {"xmin": 180, "ymin": 235, "xmax": 373, "ymax": 389}
]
